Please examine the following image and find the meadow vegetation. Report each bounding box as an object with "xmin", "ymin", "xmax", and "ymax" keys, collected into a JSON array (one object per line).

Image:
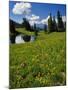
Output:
[{"xmin": 10, "ymin": 28, "xmax": 66, "ymax": 88}]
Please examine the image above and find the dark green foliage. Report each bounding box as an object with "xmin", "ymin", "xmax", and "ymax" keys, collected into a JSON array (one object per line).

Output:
[
  {"xmin": 64, "ymin": 22, "xmax": 66, "ymax": 31},
  {"xmin": 52, "ymin": 16, "xmax": 57, "ymax": 32},
  {"xmin": 34, "ymin": 23, "xmax": 38, "ymax": 36},
  {"xmin": 10, "ymin": 34, "xmax": 16, "ymax": 43},
  {"xmin": 10, "ymin": 19, "xmax": 16, "ymax": 43},
  {"xmin": 10, "ymin": 19, "xmax": 21, "ymax": 43},
  {"xmin": 34, "ymin": 23, "xmax": 36, "ymax": 30},
  {"xmin": 57, "ymin": 11, "xmax": 64, "ymax": 32},
  {"xmin": 48, "ymin": 13, "xmax": 53, "ymax": 32},
  {"xmin": 22, "ymin": 18, "xmax": 32, "ymax": 31},
  {"xmin": 23, "ymin": 35, "xmax": 31, "ymax": 42},
  {"xmin": 35, "ymin": 29, "xmax": 38, "ymax": 36},
  {"xmin": 44, "ymin": 24, "xmax": 47, "ymax": 33},
  {"xmin": 10, "ymin": 19, "xmax": 16, "ymax": 34},
  {"xmin": 45, "ymin": 11, "xmax": 66, "ymax": 33}
]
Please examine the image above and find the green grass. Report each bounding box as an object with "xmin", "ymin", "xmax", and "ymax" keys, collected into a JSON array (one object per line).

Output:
[
  {"xmin": 10, "ymin": 28, "xmax": 66, "ymax": 88},
  {"xmin": 16, "ymin": 28, "xmax": 34, "ymax": 35}
]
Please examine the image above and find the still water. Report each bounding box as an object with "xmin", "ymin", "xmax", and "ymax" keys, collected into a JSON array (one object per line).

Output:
[{"xmin": 15, "ymin": 34, "xmax": 35, "ymax": 44}]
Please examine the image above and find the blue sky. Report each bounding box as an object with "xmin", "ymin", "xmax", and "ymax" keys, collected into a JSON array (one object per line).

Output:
[{"xmin": 9, "ymin": 1, "xmax": 66, "ymax": 25}]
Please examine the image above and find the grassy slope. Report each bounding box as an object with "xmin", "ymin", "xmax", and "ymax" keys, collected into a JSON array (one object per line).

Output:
[
  {"xmin": 16, "ymin": 28, "xmax": 34, "ymax": 35},
  {"xmin": 10, "ymin": 28, "xmax": 66, "ymax": 88}
]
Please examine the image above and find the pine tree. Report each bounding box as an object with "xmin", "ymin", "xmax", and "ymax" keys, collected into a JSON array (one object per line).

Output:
[
  {"xmin": 48, "ymin": 13, "xmax": 53, "ymax": 32},
  {"xmin": 44, "ymin": 24, "xmax": 47, "ymax": 33},
  {"xmin": 34, "ymin": 23, "xmax": 36, "ymax": 30},
  {"xmin": 10, "ymin": 19, "xmax": 16, "ymax": 43},
  {"xmin": 57, "ymin": 10, "xmax": 64, "ymax": 32},
  {"xmin": 10, "ymin": 19, "xmax": 16, "ymax": 34},
  {"xmin": 34, "ymin": 23, "xmax": 38, "ymax": 36},
  {"xmin": 64, "ymin": 21, "xmax": 66, "ymax": 31},
  {"xmin": 52, "ymin": 16, "xmax": 57, "ymax": 32},
  {"xmin": 22, "ymin": 18, "xmax": 31, "ymax": 31}
]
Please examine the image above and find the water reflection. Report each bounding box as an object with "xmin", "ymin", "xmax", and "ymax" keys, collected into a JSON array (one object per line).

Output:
[
  {"xmin": 15, "ymin": 35, "xmax": 25, "ymax": 44},
  {"xmin": 14, "ymin": 34, "xmax": 35, "ymax": 44}
]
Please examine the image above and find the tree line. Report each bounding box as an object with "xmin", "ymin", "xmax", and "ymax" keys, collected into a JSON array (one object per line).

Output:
[
  {"xmin": 22, "ymin": 10, "xmax": 66, "ymax": 33},
  {"xmin": 9, "ymin": 10, "xmax": 66, "ymax": 43},
  {"xmin": 10, "ymin": 10, "xmax": 66, "ymax": 41},
  {"xmin": 45, "ymin": 10, "xmax": 66, "ymax": 33}
]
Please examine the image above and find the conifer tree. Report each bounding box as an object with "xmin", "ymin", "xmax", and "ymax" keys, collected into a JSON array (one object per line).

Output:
[
  {"xmin": 52, "ymin": 16, "xmax": 57, "ymax": 32},
  {"xmin": 22, "ymin": 18, "xmax": 31, "ymax": 31},
  {"xmin": 57, "ymin": 10, "xmax": 64, "ymax": 31},
  {"xmin": 34, "ymin": 23, "xmax": 38, "ymax": 36},
  {"xmin": 48, "ymin": 13, "xmax": 53, "ymax": 32}
]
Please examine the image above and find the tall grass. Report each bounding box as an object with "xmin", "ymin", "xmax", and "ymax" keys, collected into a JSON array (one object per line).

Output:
[{"xmin": 10, "ymin": 29, "xmax": 66, "ymax": 88}]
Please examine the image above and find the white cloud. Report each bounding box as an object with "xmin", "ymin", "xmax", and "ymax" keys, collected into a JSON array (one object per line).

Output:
[
  {"xmin": 29, "ymin": 20, "xmax": 41, "ymax": 26},
  {"xmin": 26, "ymin": 14, "xmax": 40, "ymax": 26},
  {"xmin": 29, "ymin": 20, "xmax": 35, "ymax": 26},
  {"xmin": 29, "ymin": 14, "xmax": 40, "ymax": 20},
  {"xmin": 12, "ymin": 2, "xmax": 31, "ymax": 15},
  {"xmin": 26, "ymin": 14, "xmax": 40, "ymax": 21},
  {"xmin": 41, "ymin": 16, "xmax": 50, "ymax": 25}
]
